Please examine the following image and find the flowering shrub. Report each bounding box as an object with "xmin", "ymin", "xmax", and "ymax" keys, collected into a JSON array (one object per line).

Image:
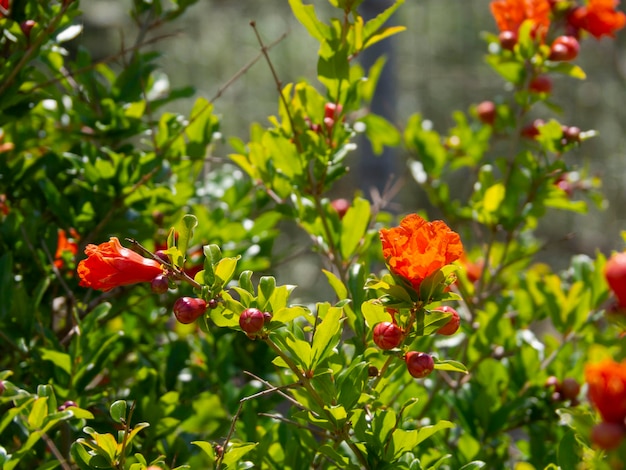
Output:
[{"xmin": 1, "ymin": 0, "xmax": 626, "ymax": 468}]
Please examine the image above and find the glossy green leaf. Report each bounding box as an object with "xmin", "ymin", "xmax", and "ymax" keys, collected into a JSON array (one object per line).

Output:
[
  {"xmin": 323, "ymin": 269, "xmax": 348, "ymax": 300},
  {"xmin": 434, "ymin": 359, "xmax": 468, "ymax": 374},
  {"xmin": 361, "ymin": 301, "xmax": 392, "ymax": 328},
  {"xmin": 177, "ymin": 214, "xmax": 198, "ymax": 265},
  {"xmin": 311, "ymin": 305, "xmax": 343, "ymax": 368},
  {"xmin": 221, "ymin": 442, "xmax": 258, "ymax": 469},
  {"xmin": 109, "ymin": 400, "xmax": 127, "ymax": 424},
  {"xmin": 28, "ymin": 397, "xmax": 49, "ymax": 430},
  {"xmin": 192, "ymin": 440, "xmax": 216, "ymax": 461},
  {"xmin": 214, "ymin": 256, "xmax": 240, "ymax": 287}
]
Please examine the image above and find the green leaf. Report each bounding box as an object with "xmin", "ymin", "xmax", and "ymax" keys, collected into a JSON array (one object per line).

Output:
[
  {"xmin": 557, "ymin": 431, "xmax": 581, "ymax": 470},
  {"xmin": 358, "ymin": 114, "xmax": 400, "ymax": 155},
  {"xmin": 238, "ymin": 270, "xmax": 254, "ymax": 294},
  {"xmin": 382, "ymin": 421, "xmax": 456, "ymax": 462},
  {"xmin": 362, "ymin": 0, "xmax": 405, "ymax": 44},
  {"xmin": 324, "ymin": 405, "xmax": 348, "ymax": 427},
  {"xmin": 311, "ymin": 305, "xmax": 343, "ymax": 368},
  {"xmin": 318, "ymin": 44, "xmax": 350, "ymax": 81},
  {"xmin": 340, "ymin": 197, "xmax": 370, "ymax": 259},
  {"xmin": 177, "ymin": 214, "xmax": 198, "ymax": 265},
  {"xmin": 361, "ymin": 301, "xmax": 392, "ymax": 328},
  {"xmin": 203, "ymin": 244, "xmax": 222, "ymax": 286},
  {"xmin": 288, "ymin": 0, "xmax": 330, "ymax": 42},
  {"xmin": 483, "ymin": 183, "xmax": 505, "ymax": 215},
  {"xmin": 39, "ymin": 349, "xmax": 71, "ymax": 375},
  {"xmin": 404, "ymin": 114, "xmax": 447, "ymax": 177},
  {"xmin": 185, "ymin": 97, "xmax": 217, "ymax": 158},
  {"xmin": 363, "ymin": 26, "xmax": 406, "ymax": 50},
  {"xmin": 109, "ymin": 400, "xmax": 127, "ymax": 424},
  {"xmin": 484, "ymin": 56, "xmax": 525, "ymax": 84},
  {"xmin": 0, "ymin": 398, "xmax": 35, "ymax": 435},
  {"xmin": 272, "ymin": 306, "xmax": 308, "ymax": 324},
  {"xmin": 271, "ymin": 331, "xmax": 312, "ymax": 370},
  {"xmin": 70, "ymin": 442, "xmax": 94, "ymax": 470},
  {"xmin": 222, "ymin": 442, "xmax": 258, "ymax": 469},
  {"xmin": 434, "ymin": 359, "xmax": 468, "ymax": 374},
  {"xmin": 546, "ymin": 62, "xmax": 586, "ymax": 80},
  {"xmin": 214, "ymin": 256, "xmax": 240, "ymax": 288},
  {"xmin": 258, "ymin": 276, "xmax": 276, "ymax": 311},
  {"xmin": 322, "ymin": 269, "xmax": 348, "ymax": 300},
  {"xmin": 122, "ymin": 422, "xmax": 150, "ymax": 449},
  {"xmin": 28, "ymin": 396, "xmax": 49, "ymax": 430},
  {"xmin": 192, "ymin": 440, "xmax": 216, "ymax": 461},
  {"xmin": 459, "ymin": 462, "xmax": 486, "ymax": 470}
]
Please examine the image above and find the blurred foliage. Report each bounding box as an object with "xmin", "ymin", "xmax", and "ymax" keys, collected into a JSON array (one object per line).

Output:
[{"xmin": 1, "ymin": 0, "xmax": 626, "ymax": 469}]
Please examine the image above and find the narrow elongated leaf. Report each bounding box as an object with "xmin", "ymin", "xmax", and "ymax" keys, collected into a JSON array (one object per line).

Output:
[
  {"xmin": 288, "ymin": 0, "xmax": 330, "ymax": 42},
  {"xmin": 311, "ymin": 305, "xmax": 343, "ymax": 368},
  {"xmin": 28, "ymin": 397, "xmax": 49, "ymax": 430},
  {"xmin": 177, "ymin": 214, "xmax": 198, "ymax": 264}
]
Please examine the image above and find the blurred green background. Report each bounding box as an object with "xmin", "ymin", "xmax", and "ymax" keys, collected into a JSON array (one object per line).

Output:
[{"xmin": 78, "ymin": 0, "xmax": 626, "ymax": 278}]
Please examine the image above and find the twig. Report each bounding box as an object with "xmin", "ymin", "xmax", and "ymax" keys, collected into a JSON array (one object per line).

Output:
[
  {"xmin": 125, "ymin": 238, "xmax": 202, "ymax": 290},
  {"xmin": 249, "ymin": 21, "xmax": 300, "ymax": 151},
  {"xmin": 118, "ymin": 401, "xmax": 136, "ymax": 469},
  {"xmin": 210, "ymin": 30, "xmax": 288, "ymax": 103},
  {"xmin": 40, "ymin": 430, "xmax": 72, "ymax": 470}
]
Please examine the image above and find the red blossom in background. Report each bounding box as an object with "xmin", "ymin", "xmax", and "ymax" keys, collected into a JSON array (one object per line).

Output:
[
  {"xmin": 568, "ymin": 0, "xmax": 626, "ymax": 39},
  {"xmin": 53, "ymin": 229, "xmax": 79, "ymax": 269},
  {"xmin": 380, "ymin": 214, "xmax": 464, "ymax": 292},
  {"xmin": 490, "ymin": 0, "xmax": 552, "ymax": 39},
  {"xmin": 585, "ymin": 359, "xmax": 626, "ymax": 424},
  {"xmin": 77, "ymin": 237, "xmax": 164, "ymax": 291}
]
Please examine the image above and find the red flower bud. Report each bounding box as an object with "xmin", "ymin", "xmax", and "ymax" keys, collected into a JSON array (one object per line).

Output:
[
  {"xmin": 151, "ymin": 274, "xmax": 169, "ymax": 294},
  {"xmin": 373, "ymin": 321, "xmax": 403, "ymax": 350},
  {"xmin": 476, "ymin": 101, "xmax": 496, "ymax": 125},
  {"xmin": 499, "ymin": 30, "xmax": 518, "ymax": 51},
  {"xmin": 324, "ymin": 102, "xmax": 343, "ymax": 120},
  {"xmin": 154, "ymin": 250, "xmax": 170, "ymax": 263},
  {"xmin": 562, "ymin": 126, "xmax": 581, "ymax": 143},
  {"xmin": 173, "ymin": 297, "xmax": 207, "ymax": 324},
  {"xmin": 549, "ymin": 36, "xmax": 579, "ymax": 61},
  {"xmin": 545, "ymin": 375, "xmax": 560, "ymax": 390},
  {"xmin": 58, "ymin": 400, "xmax": 77, "ymax": 411},
  {"xmin": 529, "ymin": 76, "xmax": 552, "ymax": 94},
  {"xmin": 591, "ymin": 422, "xmax": 626, "ymax": 450},
  {"xmin": 239, "ymin": 307, "xmax": 265, "ymax": 335},
  {"xmin": 331, "ymin": 198, "xmax": 350, "ymax": 219},
  {"xmin": 405, "ymin": 351, "xmax": 435, "ymax": 378},
  {"xmin": 521, "ymin": 119, "xmax": 545, "ymax": 139},
  {"xmin": 560, "ymin": 377, "xmax": 580, "ymax": 401},
  {"xmin": 20, "ymin": 20, "xmax": 36, "ymax": 38},
  {"xmin": 434, "ymin": 306, "xmax": 461, "ymax": 335},
  {"xmin": 605, "ymin": 252, "xmax": 626, "ymax": 307}
]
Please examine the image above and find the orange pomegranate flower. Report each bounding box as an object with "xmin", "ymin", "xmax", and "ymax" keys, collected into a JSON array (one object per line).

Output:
[
  {"xmin": 585, "ymin": 359, "xmax": 626, "ymax": 424},
  {"xmin": 77, "ymin": 237, "xmax": 164, "ymax": 292},
  {"xmin": 380, "ymin": 214, "xmax": 464, "ymax": 291},
  {"xmin": 54, "ymin": 229, "xmax": 79, "ymax": 269},
  {"xmin": 569, "ymin": 0, "xmax": 626, "ymax": 39},
  {"xmin": 490, "ymin": 0, "xmax": 551, "ymax": 38}
]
